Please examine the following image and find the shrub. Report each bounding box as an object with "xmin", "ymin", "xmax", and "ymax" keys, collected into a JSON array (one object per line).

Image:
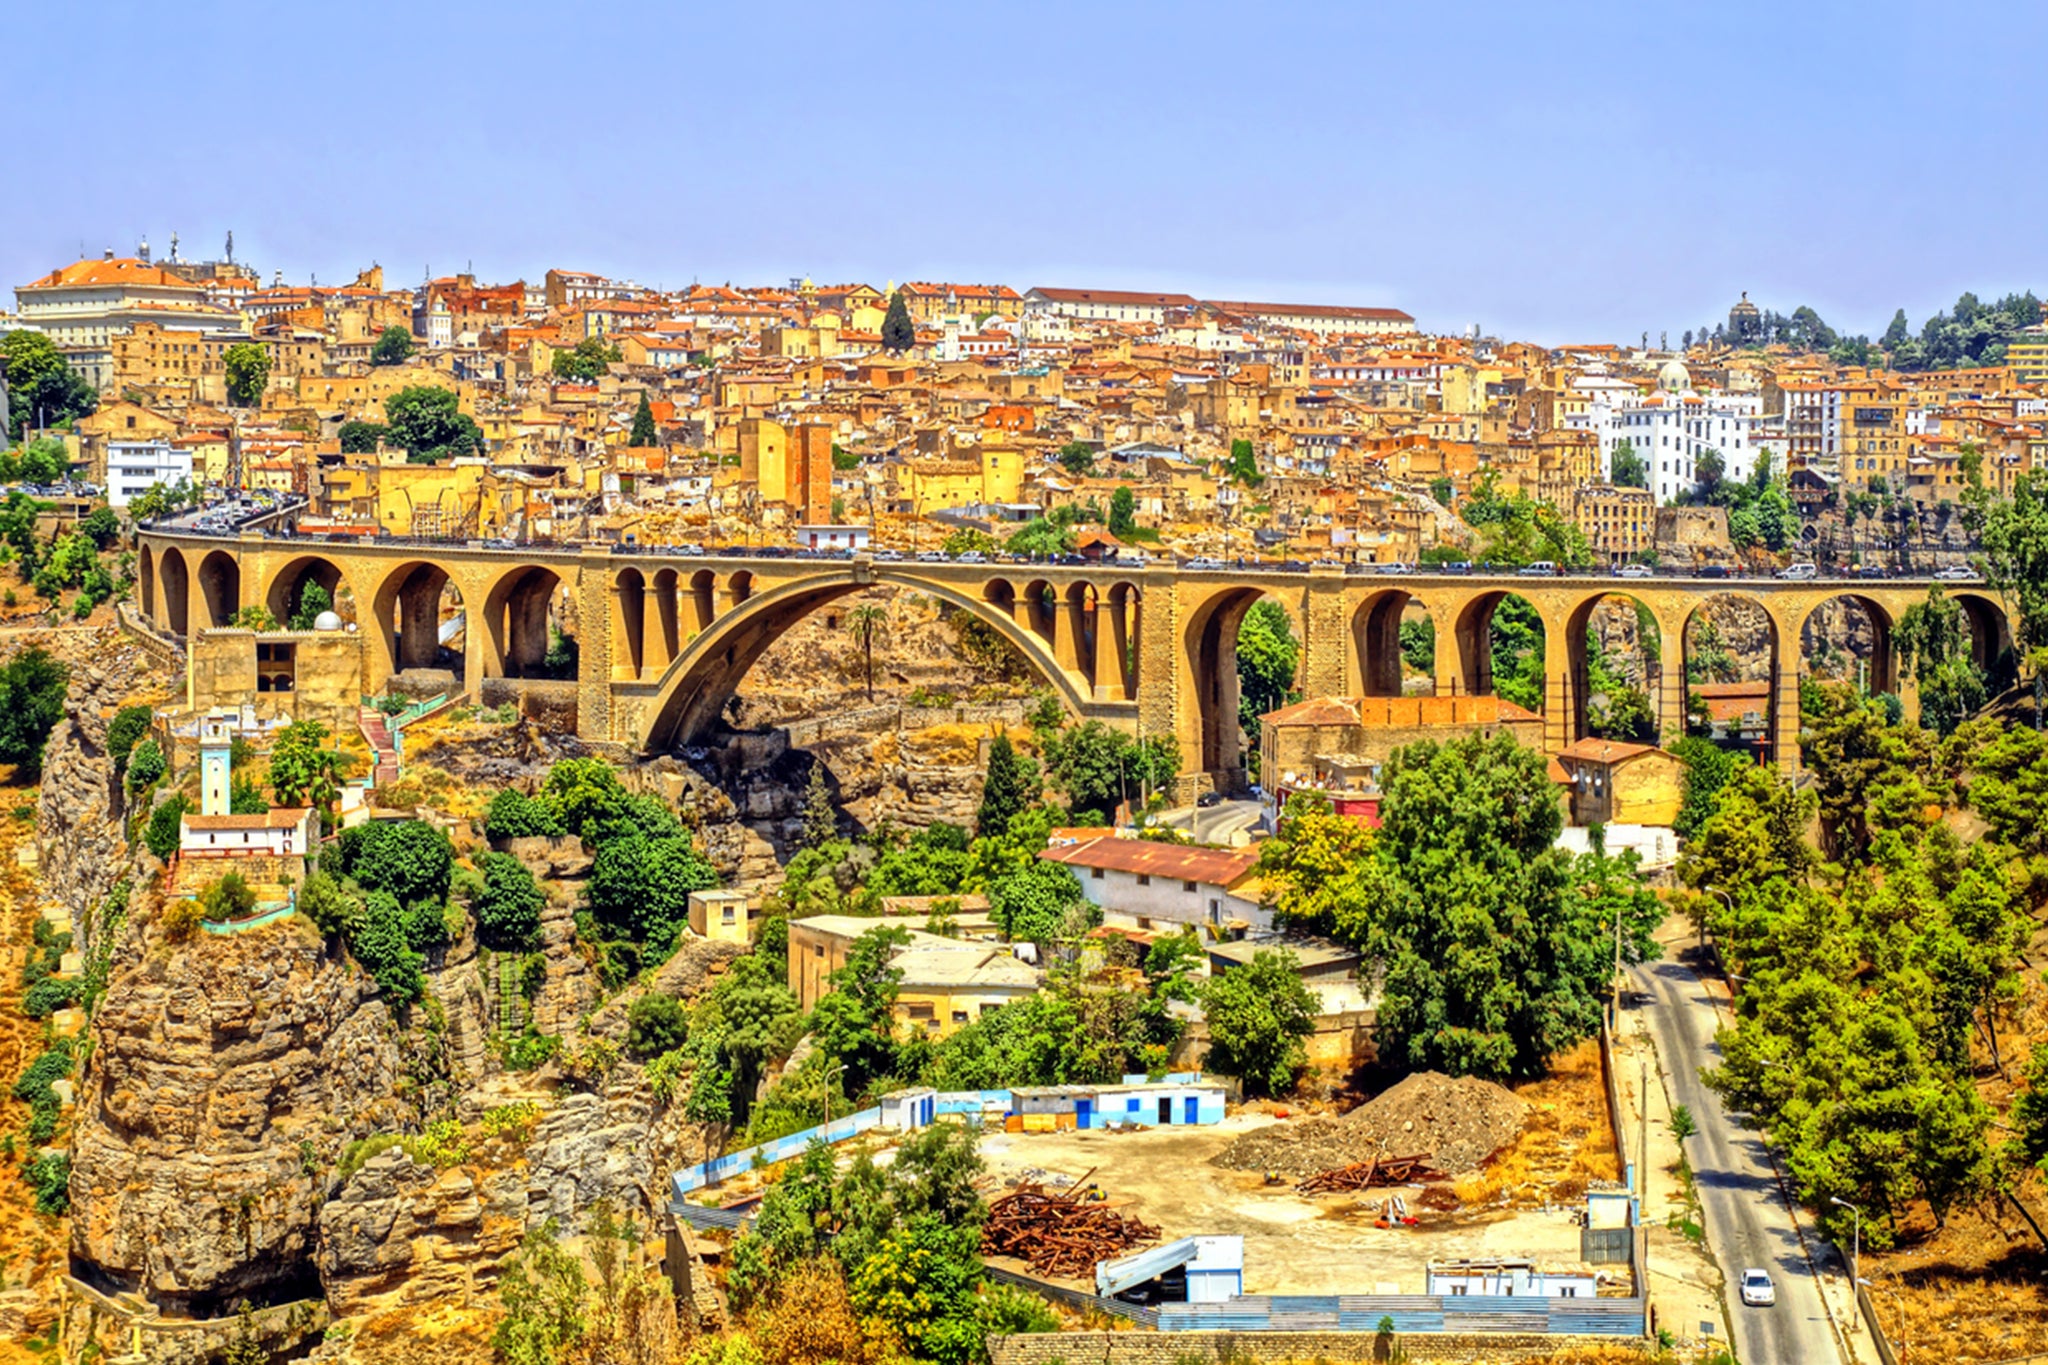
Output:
[
  {"xmin": 473, "ymin": 851, "xmax": 545, "ymax": 951},
  {"xmin": 123, "ymin": 739, "xmax": 166, "ymax": 794},
  {"xmin": 348, "ymin": 892, "xmax": 424, "ymax": 1005},
  {"xmin": 502, "ymin": 1028, "xmax": 563, "ymax": 1072},
  {"xmin": 645, "ymin": 1048, "xmax": 692, "ymax": 1102},
  {"xmin": 161, "ymin": 898, "xmax": 204, "ymax": 942},
  {"xmin": 485, "ymin": 788, "xmax": 563, "ymax": 841},
  {"xmin": 106, "ymin": 705, "xmax": 153, "ymax": 781},
  {"xmin": 626, "ymin": 992, "xmax": 689, "ymax": 1059},
  {"xmin": 299, "ymin": 870, "xmax": 362, "ymax": 937},
  {"xmin": 201, "ymin": 872, "xmax": 257, "ymax": 923},
  {"xmin": 22, "ymin": 1152, "xmax": 68, "ymax": 1217},
  {"xmin": 22, "ymin": 976, "xmax": 78, "ymax": 1019},
  {"xmin": 336, "ymin": 819, "xmax": 453, "ymax": 908},
  {"xmin": 144, "ymin": 793, "xmax": 190, "ymax": 861}
]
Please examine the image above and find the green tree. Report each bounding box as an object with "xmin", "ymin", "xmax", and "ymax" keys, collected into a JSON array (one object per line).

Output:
[
  {"xmin": 1430, "ymin": 475, "xmax": 1455, "ymax": 506},
  {"xmin": 1365, "ymin": 735, "xmax": 1657, "ymax": 1079},
  {"xmin": 1609, "ymin": 439, "xmax": 1648, "ymax": 489},
  {"xmin": 77, "ymin": 505, "xmax": 119, "ymax": 549},
  {"xmin": 974, "ymin": 733, "xmax": 1039, "ymax": 840},
  {"xmin": 0, "ymin": 648, "xmax": 69, "ymax": 780},
  {"xmin": 286, "ymin": 579, "xmax": 332, "ymax": 631},
  {"xmin": 1108, "ymin": 484, "xmax": 1138, "ymax": 538},
  {"xmin": 337, "ymin": 420, "xmax": 387, "ymax": 454},
  {"xmin": 628, "ymin": 392, "xmax": 658, "ymax": 446},
  {"xmin": 1041, "ymin": 721, "xmax": 1179, "ymax": 822},
  {"xmin": 810, "ymin": 926, "xmax": 909, "ymax": 1095},
  {"xmin": 1200, "ymin": 950, "xmax": 1318, "ymax": 1097},
  {"xmin": 587, "ymin": 834, "xmax": 720, "ymax": 958},
  {"xmin": 485, "ymin": 787, "xmax": 565, "ymax": 841},
  {"xmin": 223, "ymin": 342, "xmax": 271, "ymax": 406},
  {"xmin": 370, "ymin": 326, "xmax": 415, "ymax": 366},
  {"xmin": 801, "ymin": 761, "xmax": 838, "ymax": 850},
  {"xmin": 268, "ymin": 719, "xmax": 347, "ymax": 811},
  {"xmin": 106, "ymin": 703, "xmax": 154, "ymax": 783},
  {"xmin": 1237, "ymin": 600, "xmax": 1299, "ymax": 752},
  {"xmin": 144, "ymin": 793, "xmax": 190, "ymax": 861},
  {"xmin": 1058, "ymin": 441, "xmax": 1095, "ymax": 477},
  {"xmin": 552, "ymin": 336, "xmax": 621, "ymax": 382},
  {"xmin": 383, "ymin": 386, "xmax": 483, "ymax": 462},
  {"xmin": 626, "ymin": 992, "xmax": 690, "ymax": 1059},
  {"xmin": 1669, "ymin": 736, "xmax": 1746, "ymax": 840},
  {"xmin": 881, "ymin": 291, "xmax": 916, "ymax": 353},
  {"xmin": 2, "ymin": 331, "xmax": 96, "ymax": 439},
  {"xmin": 699, "ymin": 953, "xmax": 804, "ymax": 1122},
  {"xmin": 201, "ymin": 871, "xmax": 257, "ymax": 923},
  {"xmin": 338, "ymin": 819, "xmax": 454, "ymax": 909},
  {"xmin": 472, "ymin": 850, "xmax": 545, "ymax": 950},
  {"xmin": 494, "ymin": 1219, "xmax": 588, "ymax": 1365},
  {"xmin": 1227, "ymin": 438, "xmax": 1263, "ymax": 487},
  {"xmin": 1896, "ymin": 586, "xmax": 1988, "ymax": 736},
  {"xmin": 988, "ymin": 859, "xmax": 1086, "ymax": 945},
  {"xmin": 845, "ymin": 602, "xmax": 887, "ymax": 701},
  {"xmin": 1005, "ymin": 518, "xmax": 1075, "ymax": 559}
]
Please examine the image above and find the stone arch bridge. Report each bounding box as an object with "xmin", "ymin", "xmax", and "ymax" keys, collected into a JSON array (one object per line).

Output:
[{"xmin": 136, "ymin": 530, "xmax": 2010, "ymax": 793}]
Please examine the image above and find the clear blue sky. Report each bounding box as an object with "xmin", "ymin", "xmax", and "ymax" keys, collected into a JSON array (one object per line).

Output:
[{"xmin": 15, "ymin": 0, "xmax": 2046, "ymax": 343}]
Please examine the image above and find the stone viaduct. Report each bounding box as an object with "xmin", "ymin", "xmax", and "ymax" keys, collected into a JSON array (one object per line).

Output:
[{"xmin": 135, "ymin": 529, "xmax": 2012, "ymax": 792}]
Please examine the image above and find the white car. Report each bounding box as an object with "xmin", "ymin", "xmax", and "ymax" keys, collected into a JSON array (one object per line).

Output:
[
  {"xmin": 1185, "ymin": 556, "xmax": 1227, "ymax": 571},
  {"xmin": 1615, "ymin": 562, "xmax": 1653, "ymax": 579},
  {"xmin": 1934, "ymin": 564, "xmax": 1976, "ymax": 581},
  {"xmin": 1739, "ymin": 1268, "xmax": 1775, "ymax": 1307},
  {"xmin": 1775, "ymin": 563, "xmax": 1818, "ymax": 581}
]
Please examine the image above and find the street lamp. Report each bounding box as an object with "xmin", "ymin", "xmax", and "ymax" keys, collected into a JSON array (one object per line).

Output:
[{"xmin": 1831, "ymin": 1196, "xmax": 1862, "ymax": 1287}]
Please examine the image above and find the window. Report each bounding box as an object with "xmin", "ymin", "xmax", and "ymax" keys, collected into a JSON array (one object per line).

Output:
[
  {"xmin": 1449, "ymin": 1285, "xmax": 1467, "ymax": 1297},
  {"xmin": 1183, "ymin": 880, "xmax": 1198, "ymax": 893},
  {"xmin": 814, "ymin": 944, "xmax": 825, "ymax": 957},
  {"xmin": 1136, "ymin": 874, "xmax": 1151, "ymax": 886},
  {"xmin": 1090, "ymin": 867, "xmax": 1104, "ymax": 880}
]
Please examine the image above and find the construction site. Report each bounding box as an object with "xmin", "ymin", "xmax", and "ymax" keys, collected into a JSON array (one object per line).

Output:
[{"xmin": 969, "ymin": 1049, "xmax": 1633, "ymax": 1304}]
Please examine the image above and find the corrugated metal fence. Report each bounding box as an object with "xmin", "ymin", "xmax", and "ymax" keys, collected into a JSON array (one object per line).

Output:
[{"xmin": 670, "ymin": 1107, "xmax": 884, "ymax": 1194}]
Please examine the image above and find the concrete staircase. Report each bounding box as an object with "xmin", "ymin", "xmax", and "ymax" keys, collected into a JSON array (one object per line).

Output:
[{"xmin": 358, "ymin": 708, "xmax": 399, "ymax": 789}]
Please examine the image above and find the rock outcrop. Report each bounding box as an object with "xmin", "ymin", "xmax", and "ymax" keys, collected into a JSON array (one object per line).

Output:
[
  {"xmin": 316, "ymin": 1148, "xmax": 526, "ymax": 1318},
  {"xmin": 70, "ymin": 921, "xmax": 408, "ymax": 1313}
]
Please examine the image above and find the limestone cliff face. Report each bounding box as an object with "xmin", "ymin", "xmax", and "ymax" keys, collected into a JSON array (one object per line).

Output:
[
  {"xmin": 37, "ymin": 648, "xmax": 143, "ymax": 925},
  {"xmin": 315, "ymin": 1148, "xmax": 526, "ymax": 1319},
  {"xmin": 69, "ymin": 923, "xmax": 409, "ymax": 1313}
]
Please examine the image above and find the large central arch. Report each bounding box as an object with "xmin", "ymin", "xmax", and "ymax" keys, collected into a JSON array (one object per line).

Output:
[
  {"xmin": 636, "ymin": 569, "xmax": 1094, "ymax": 752},
  {"xmin": 1181, "ymin": 585, "xmax": 1302, "ymax": 788}
]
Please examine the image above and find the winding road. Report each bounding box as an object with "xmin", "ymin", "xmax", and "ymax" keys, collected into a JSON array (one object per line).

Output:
[{"xmin": 1630, "ymin": 947, "xmax": 1853, "ymax": 1365}]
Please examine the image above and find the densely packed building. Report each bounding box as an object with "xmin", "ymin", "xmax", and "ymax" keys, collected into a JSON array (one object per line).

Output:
[{"xmin": 7, "ymin": 244, "xmax": 2045, "ymax": 564}]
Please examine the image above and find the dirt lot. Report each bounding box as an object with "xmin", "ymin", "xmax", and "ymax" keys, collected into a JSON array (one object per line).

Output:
[{"xmin": 977, "ymin": 1114, "xmax": 1604, "ymax": 1297}]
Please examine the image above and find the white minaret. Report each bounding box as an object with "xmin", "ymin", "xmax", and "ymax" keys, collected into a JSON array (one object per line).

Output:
[{"xmin": 198, "ymin": 709, "xmax": 233, "ymax": 816}]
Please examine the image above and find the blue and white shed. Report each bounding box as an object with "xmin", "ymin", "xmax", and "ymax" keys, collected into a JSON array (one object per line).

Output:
[{"xmin": 878, "ymin": 1088, "xmax": 937, "ymax": 1130}]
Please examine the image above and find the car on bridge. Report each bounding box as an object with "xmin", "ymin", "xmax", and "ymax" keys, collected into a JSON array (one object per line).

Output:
[
  {"xmin": 916, "ymin": 550, "xmax": 947, "ymax": 563},
  {"xmin": 1774, "ymin": 562, "xmax": 1817, "ymax": 580},
  {"xmin": 1935, "ymin": 564, "xmax": 1978, "ymax": 581},
  {"xmin": 956, "ymin": 551, "xmax": 987, "ymax": 564},
  {"xmin": 1614, "ymin": 562, "xmax": 1653, "ymax": 579},
  {"xmin": 1517, "ymin": 561, "xmax": 1559, "ymax": 576},
  {"xmin": 1375, "ymin": 561, "xmax": 1415, "ymax": 575},
  {"xmin": 873, "ymin": 548, "xmax": 904, "ymax": 561},
  {"xmin": 1184, "ymin": 557, "xmax": 1227, "ymax": 570}
]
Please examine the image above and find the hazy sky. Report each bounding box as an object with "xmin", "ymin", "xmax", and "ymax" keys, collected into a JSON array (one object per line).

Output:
[{"xmin": 14, "ymin": 0, "xmax": 2046, "ymax": 343}]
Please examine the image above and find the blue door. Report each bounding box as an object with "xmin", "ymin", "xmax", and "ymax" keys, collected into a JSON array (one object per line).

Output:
[
  {"xmin": 1184, "ymin": 1097, "xmax": 1200, "ymax": 1125},
  {"xmin": 1075, "ymin": 1099, "xmax": 1093, "ymax": 1129}
]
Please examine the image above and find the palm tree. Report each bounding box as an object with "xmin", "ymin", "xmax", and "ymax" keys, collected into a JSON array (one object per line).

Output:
[{"xmin": 844, "ymin": 604, "xmax": 887, "ymax": 701}]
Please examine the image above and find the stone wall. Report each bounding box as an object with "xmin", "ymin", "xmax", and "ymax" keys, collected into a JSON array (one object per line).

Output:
[{"xmin": 988, "ymin": 1331, "xmax": 1649, "ymax": 1365}]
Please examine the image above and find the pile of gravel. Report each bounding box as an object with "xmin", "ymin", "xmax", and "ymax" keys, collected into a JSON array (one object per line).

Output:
[{"xmin": 1214, "ymin": 1072, "xmax": 1529, "ymax": 1178}]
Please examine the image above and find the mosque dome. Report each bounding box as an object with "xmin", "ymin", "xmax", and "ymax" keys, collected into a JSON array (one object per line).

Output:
[
  {"xmin": 313, "ymin": 610, "xmax": 344, "ymax": 632},
  {"xmin": 1657, "ymin": 357, "xmax": 1692, "ymax": 392}
]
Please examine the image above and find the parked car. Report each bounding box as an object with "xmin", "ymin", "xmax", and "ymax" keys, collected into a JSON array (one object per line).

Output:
[
  {"xmin": 1196, "ymin": 791, "xmax": 1222, "ymax": 809},
  {"xmin": 1739, "ymin": 1269, "xmax": 1775, "ymax": 1308},
  {"xmin": 1185, "ymin": 556, "xmax": 1227, "ymax": 570},
  {"xmin": 1377, "ymin": 560, "xmax": 1415, "ymax": 575},
  {"xmin": 1112, "ymin": 554, "xmax": 1150, "ymax": 568},
  {"xmin": 872, "ymin": 548, "xmax": 904, "ymax": 561},
  {"xmin": 1436, "ymin": 560, "xmax": 1474, "ymax": 575},
  {"xmin": 916, "ymin": 550, "xmax": 947, "ymax": 563},
  {"xmin": 1698, "ymin": 564, "xmax": 1733, "ymax": 579},
  {"xmin": 1934, "ymin": 564, "xmax": 1976, "ymax": 581},
  {"xmin": 1774, "ymin": 562, "xmax": 1817, "ymax": 580},
  {"xmin": 674, "ymin": 543, "xmax": 705, "ymax": 556},
  {"xmin": 955, "ymin": 550, "xmax": 987, "ymax": 564},
  {"xmin": 1855, "ymin": 564, "xmax": 1889, "ymax": 579},
  {"xmin": 1614, "ymin": 562, "xmax": 1654, "ymax": 579},
  {"xmin": 1517, "ymin": 561, "xmax": 1558, "ymax": 577}
]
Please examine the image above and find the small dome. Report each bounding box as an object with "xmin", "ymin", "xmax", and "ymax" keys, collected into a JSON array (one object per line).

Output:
[
  {"xmin": 1657, "ymin": 357, "xmax": 1691, "ymax": 392},
  {"xmin": 312, "ymin": 610, "xmax": 344, "ymax": 632}
]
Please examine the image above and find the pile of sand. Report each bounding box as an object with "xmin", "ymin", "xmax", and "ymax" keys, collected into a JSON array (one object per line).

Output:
[{"xmin": 1214, "ymin": 1072, "xmax": 1529, "ymax": 1178}]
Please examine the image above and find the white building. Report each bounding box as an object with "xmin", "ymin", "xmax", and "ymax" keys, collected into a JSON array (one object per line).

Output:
[
  {"xmin": 1575, "ymin": 358, "xmax": 1763, "ymax": 505},
  {"xmin": 1039, "ymin": 836, "xmax": 1266, "ymax": 935},
  {"xmin": 106, "ymin": 439, "xmax": 193, "ymax": 506},
  {"xmin": 14, "ymin": 252, "xmax": 242, "ymax": 389},
  {"xmin": 1023, "ymin": 287, "xmax": 1198, "ymax": 326},
  {"xmin": 792, "ymin": 524, "xmax": 871, "ymax": 551},
  {"xmin": 179, "ymin": 709, "xmax": 318, "ymax": 861}
]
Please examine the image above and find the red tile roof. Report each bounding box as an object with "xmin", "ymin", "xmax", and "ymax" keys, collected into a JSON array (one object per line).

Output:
[{"xmin": 1040, "ymin": 836, "xmax": 1257, "ymax": 886}]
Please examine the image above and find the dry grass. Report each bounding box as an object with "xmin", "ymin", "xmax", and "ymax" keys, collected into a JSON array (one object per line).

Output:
[
  {"xmin": 0, "ymin": 787, "xmax": 70, "ymax": 1335},
  {"xmin": 1486, "ymin": 1040, "xmax": 1621, "ymax": 1208}
]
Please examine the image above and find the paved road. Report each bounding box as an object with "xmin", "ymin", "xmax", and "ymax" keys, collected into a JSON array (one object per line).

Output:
[{"xmin": 1630, "ymin": 948, "xmax": 1848, "ymax": 1365}]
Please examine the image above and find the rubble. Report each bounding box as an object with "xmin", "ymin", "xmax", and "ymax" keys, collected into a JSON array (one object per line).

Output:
[{"xmin": 1214, "ymin": 1072, "xmax": 1529, "ymax": 1179}]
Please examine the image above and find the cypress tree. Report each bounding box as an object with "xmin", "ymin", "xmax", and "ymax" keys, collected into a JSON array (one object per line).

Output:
[
  {"xmin": 976, "ymin": 733, "xmax": 1039, "ymax": 839},
  {"xmin": 801, "ymin": 762, "xmax": 837, "ymax": 849},
  {"xmin": 881, "ymin": 290, "xmax": 915, "ymax": 353},
  {"xmin": 629, "ymin": 393, "xmax": 657, "ymax": 446}
]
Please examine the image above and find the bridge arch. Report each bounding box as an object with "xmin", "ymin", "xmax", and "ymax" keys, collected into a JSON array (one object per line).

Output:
[
  {"xmin": 158, "ymin": 546, "xmax": 190, "ymax": 636},
  {"xmin": 1799, "ymin": 593, "xmax": 1898, "ymax": 697},
  {"xmin": 138, "ymin": 544, "xmax": 157, "ymax": 623},
  {"xmin": 1350, "ymin": 587, "xmax": 1441, "ymax": 697},
  {"xmin": 1950, "ymin": 590, "xmax": 2014, "ymax": 678},
  {"xmin": 1685, "ymin": 592, "xmax": 1782, "ymax": 764},
  {"xmin": 370, "ymin": 560, "xmax": 465, "ymax": 683},
  {"xmin": 613, "ymin": 566, "xmax": 647, "ymax": 679},
  {"xmin": 1450, "ymin": 589, "xmax": 1548, "ymax": 709},
  {"xmin": 637, "ymin": 569, "xmax": 1092, "ymax": 752},
  {"xmin": 1564, "ymin": 591, "xmax": 1665, "ymax": 744},
  {"xmin": 194, "ymin": 550, "xmax": 240, "ymax": 629},
  {"xmin": 1181, "ymin": 585, "xmax": 1304, "ymax": 788},
  {"xmin": 263, "ymin": 554, "xmax": 348, "ymax": 631},
  {"xmin": 481, "ymin": 564, "xmax": 566, "ymax": 679}
]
